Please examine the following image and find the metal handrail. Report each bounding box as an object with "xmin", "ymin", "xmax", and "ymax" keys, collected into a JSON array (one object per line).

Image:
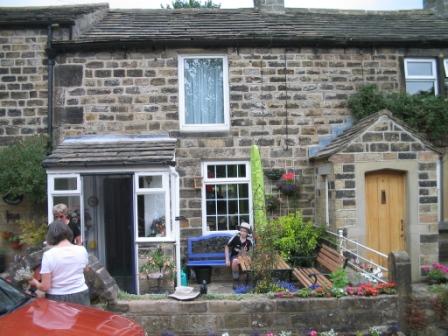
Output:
[{"xmin": 324, "ymin": 230, "xmax": 388, "ymax": 283}]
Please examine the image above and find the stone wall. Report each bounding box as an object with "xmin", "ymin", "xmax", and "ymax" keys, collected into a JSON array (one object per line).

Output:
[
  {"xmin": 53, "ymin": 47, "xmax": 403, "ymax": 234},
  {"xmin": 120, "ymin": 295, "xmax": 399, "ymax": 335}
]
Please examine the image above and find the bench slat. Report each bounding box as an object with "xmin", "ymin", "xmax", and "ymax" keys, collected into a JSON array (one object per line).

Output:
[{"xmin": 292, "ymin": 244, "xmax": 345, "ymax": 289}]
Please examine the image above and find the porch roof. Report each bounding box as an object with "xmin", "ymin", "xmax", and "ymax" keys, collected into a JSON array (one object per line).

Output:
[
  {"xmin": 43, "ymin": 133, "xmax": 177, "ymax": 168},
  {"xmin": 310, "ymin": 110, "xmax": 443, "ymax": 160}
]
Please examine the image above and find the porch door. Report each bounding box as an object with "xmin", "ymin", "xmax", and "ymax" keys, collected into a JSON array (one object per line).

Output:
[
  {"xmin": 104, "ymin": 176, "xmax": 135, "ymax": 293},
  {"xmin": 365, "ymin": 170, "xmax": 406, "ymax": 266}
]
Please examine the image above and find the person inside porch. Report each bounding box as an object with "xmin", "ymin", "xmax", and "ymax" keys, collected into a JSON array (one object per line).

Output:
[
  {"xmin": 53, "ymin": 203, "xmax": 82, "ymax": 245},
  {"xmin": 225, "ymin": 222, "xmax": 253, "ymax": 289}
]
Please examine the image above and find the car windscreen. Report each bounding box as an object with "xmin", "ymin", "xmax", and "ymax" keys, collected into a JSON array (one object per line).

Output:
[{"xmin": 0, "ymin": 278, "xmax": 29, "ymax": 315}]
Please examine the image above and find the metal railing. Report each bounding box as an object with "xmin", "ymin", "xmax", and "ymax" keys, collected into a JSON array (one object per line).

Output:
[{"xmin": 324, "ymin": 230, "xmax": 388, "ymax": 283}]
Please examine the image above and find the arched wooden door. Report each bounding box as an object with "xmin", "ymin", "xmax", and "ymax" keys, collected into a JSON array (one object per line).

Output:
[{"xmin": 365, "ymin": 170, "xmax": 406, "ymax": 266}]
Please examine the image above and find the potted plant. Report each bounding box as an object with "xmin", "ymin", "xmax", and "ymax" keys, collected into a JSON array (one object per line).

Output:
[
  {"xmin": 18, "ymin": 219, "xmax": 47, "ymax": 248},
  {"xmin": 276, "ymin": 172, "xmax": 299, "ymax": 195},
  {"xmin": 140, "ymin": 246, "xmax": 174, "ymax": 279}
]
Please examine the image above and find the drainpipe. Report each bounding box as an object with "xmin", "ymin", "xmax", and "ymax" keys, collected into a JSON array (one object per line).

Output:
[
  {"xmin": 46, "ymin": 23, "xmax": 58, "ymax": 151},
  {"xmin": 170, "ymin": 166, "xmax": 182, "ymax": 287}
]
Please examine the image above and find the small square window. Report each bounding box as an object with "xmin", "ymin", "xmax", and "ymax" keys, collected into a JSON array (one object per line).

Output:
[
  {"xmin": 179, "ymin": 55, "xmax": 229, "ymax": 132},
  {"xmin": 404, "ymin": 58, "xmax": 438, "ymax": 95}
]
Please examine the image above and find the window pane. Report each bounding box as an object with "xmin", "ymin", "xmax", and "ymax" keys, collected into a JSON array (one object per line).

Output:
[
  {"xmin": 238, "ymin": 164, "xmax": 246, "ymax": 178},
  {"xmin": 216, "ymin": 185, "xmax": 226, "ymax": 198},
  {"xmin": 239, "ymin": 200, "xmax": 249, "ymax": 213},
  {"xmin": 228, "ymin": 184, "xmax": 238, "ymax": 198},
  {"xmin": 229, "ymin": 216, "xmax": 239, "ymax": 230},
  {"xmin": 54, "ymin": 177, "xmax": 77, "ymax": 191},
  {"xmin": 407, "ymin": 61, "xmax": 434, "ymax": 76},
  {"xmin": 138, "ymin": 175, "xmax": 162, "ymax": 189},
  {"xmin": 207, "ymin": 216, "xmax": 217, "ymax": 231},
  {"xmin": 217, "ymin": 200, "xmax": 227, "ymax": 214},
  {"xmin": 206, "ymin": 184, "xmax": 216, "ymax": 199},
  {"xmin": 239, "ymin": 184, "xmax": 249, "ymax": 198},
  {"xmin": 228, "ymin": 200, "xmax": 238, "ymax": 214},
  {"xmin": 217, "ymin": 216, "xmax": 227, "ymax": 230},
  {"xmin": 406, "ymin": 81, "xmax": 436, "ymax": 95},
  {"xmin": 53, "ymin": 195, "xmax": 80, "ymax": 219},
  {"xmin": 184, "ymin": 58, "xmax": 224, "ymax": 125},
  {"xmin": 207, "ymin": 165, "xmax": 215, "ymax": 178},
  {"xmin": 228, "ymin": 165, "xmax": 237, "ymax": 178},
  {"xmin": 206, "ymin": 200, "xmax": 216, "ymax": 214},
  {"xmin": 216, "ymin": 165, "xmax": 226, "ymax": 178},
  {"xmin": 137, "ymin": 193, "xmax": 166, "ymax": 238}
]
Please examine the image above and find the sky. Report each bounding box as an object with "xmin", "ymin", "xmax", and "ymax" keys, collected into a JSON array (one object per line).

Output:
[{"xmin": 0, "ymin": 0, "xmax": 423, "ymax": 10}]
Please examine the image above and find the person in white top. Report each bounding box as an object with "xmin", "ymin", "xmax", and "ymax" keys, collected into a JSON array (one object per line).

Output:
[{"xmin": 29, "ymin": 220, "xmax": 90, "ymax": 305}]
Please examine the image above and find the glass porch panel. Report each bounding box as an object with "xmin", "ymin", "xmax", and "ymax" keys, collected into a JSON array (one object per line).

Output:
[
  {"xmin": 138, "ymin": 175, "xmax": 162, "ymax": 189},
  {"xmin": 52, "ymin": 195, "xmax": 80, "ymax": 218},
  {"xmin": 54, "ymin": 177, "xmax": 77, "ymax": 191},
  {"xmin": 137, "ymin": 193, "xmax": 166, "ymax": 238}
]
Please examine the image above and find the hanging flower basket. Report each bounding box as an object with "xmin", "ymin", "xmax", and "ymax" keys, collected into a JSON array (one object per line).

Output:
[
  {"xmin": 276, "ymin": 172, "xmax": 299, "ymax": 195},
  {"xmin": 264, "ymin": 169, "xmax": 285, "ymax": 181}
]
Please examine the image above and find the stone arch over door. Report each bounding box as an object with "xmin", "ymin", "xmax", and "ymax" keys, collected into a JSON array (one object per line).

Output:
[{"xmin": 365, "ymin": 169, "xmax": 406, "ymax": 267}]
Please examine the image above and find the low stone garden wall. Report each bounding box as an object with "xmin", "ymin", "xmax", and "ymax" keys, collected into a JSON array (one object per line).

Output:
[{"xmin": 118, "ymin": 295, "xmax": 399, "ymax": 335}]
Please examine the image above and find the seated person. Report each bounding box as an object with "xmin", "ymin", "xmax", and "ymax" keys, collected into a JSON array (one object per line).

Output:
[{"xmin": 224, "ymin": 222, "xmax": 253, "ymax": 289}]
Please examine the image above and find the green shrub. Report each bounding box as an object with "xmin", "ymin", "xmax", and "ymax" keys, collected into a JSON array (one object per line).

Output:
[
  {"xmin": 273, "ymin": 211, "xmax": 323, "ymax": 262},
  {"xmin": 0, "ymin": 135, "xmax": 48, "ymax": 203},
  {"xmin": 348, "ymin": 85, "xmax": 448, "ymax": 146},
  {"xmin": 330, "ymin": 268, "xmax": 349, "ymax": 289}
]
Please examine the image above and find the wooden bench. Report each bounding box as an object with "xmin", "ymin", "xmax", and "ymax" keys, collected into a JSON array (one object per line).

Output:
[
  {"xmin": 238, "ymin": 254, "xmax": 292, "ymax": 282},
  {"xmin": 292, "ymin": 244, "xmax": 347, "ymax": 289}
]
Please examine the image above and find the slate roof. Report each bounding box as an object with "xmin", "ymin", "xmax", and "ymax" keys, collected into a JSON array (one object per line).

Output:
[
  {"xmin": 0, "ymin": 4, "xmax": 108, "ymax": 27},
  {"xmin": 43, "ymin": 134, "xmax": 177, "ymax": 169},
  {"xmin": 310, "ymin": 110, "xmax": 442, "ymax": 160},
  {"xmin": 51, "ymin": 7, "xmax": 448, "ymax": 50}
]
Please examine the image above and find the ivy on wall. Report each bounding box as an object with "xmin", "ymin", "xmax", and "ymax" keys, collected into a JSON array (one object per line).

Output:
[{"xmin": 348, "ymin": 85, "xmax": 448, "ymax": 146}]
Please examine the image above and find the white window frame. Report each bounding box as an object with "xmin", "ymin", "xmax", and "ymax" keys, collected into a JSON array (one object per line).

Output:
[
  {"xmin": 47, "ymin": 173, "xmax": 82, "ymax": 221},
  {"xmin": 404, "ymin": 58, "xmax": 438, "ymax": 95},
  {"xmin": 178, "ymin": 54, "xmax": 230, "ymax": 132},
  {"xmin": 201, "ymin": 161, "xmax": 252, "ymax": 234},
  {"xmin": 134, "ymin": 172, "xmax": 173, "ymax": 242}
]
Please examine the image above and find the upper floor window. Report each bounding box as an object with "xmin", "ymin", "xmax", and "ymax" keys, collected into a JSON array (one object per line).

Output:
[
  {"xmin": 202, "ymin": 162, "xmax": 251, "ymax": 232},
  {"xmin": 404, "ymin": 58, "xmax": 438, "ymax": 95},
  {"xmin": 178, "ymin": 55, "xmax": 229, "ymax": 132}
]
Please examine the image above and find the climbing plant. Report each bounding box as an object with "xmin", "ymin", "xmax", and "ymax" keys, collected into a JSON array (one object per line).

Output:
[{"xmin": 348, "ymin": 84, "xmax": 448, "ymax": 146}]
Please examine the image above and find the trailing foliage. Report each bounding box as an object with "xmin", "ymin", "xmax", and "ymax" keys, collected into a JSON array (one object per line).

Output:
[
  {"xmin": 161, "ymin": 0, "xmax": 221, "ymax": 8},
  {"xmin": 0, "ymin": 135, "xmax": 48, "ymax": 203},
  {"xmin": 348, "ymin": 84, "xmax": 448, "ymax": 146},
  {"xmin": 18, "ymin": 219, "xmax": 47, "ymax": 247},
  {"xmin": 273, "ymin": 211, "xmax": 323, "ymax": 262}
]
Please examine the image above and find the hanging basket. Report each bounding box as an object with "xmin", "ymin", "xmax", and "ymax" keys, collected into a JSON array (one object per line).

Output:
[
  {"xmin": 264, "ymin": 169, "xmax": 285, "ymax": 181},
  {"xmin": 2, "ymin": 193, "xmax": 24, "ymax": 206}
]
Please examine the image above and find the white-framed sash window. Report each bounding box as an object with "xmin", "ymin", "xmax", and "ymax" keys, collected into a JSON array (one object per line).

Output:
[
  {"xmin": 178, "ymin": 55, "xmax": 229, "ymax": 132},
  {"xmin": 404, "ymin": 58, "xmax": 438, "ymax": 95},
  {"xmin": 134, "ymin": 172, "xmax": 172, "ymax": 242},
  {"xmin": 201, "ymin": 161, "xmax": 252, "ymax": 233}
]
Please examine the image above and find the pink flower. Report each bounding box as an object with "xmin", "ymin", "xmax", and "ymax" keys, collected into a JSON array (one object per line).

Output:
[{"xmin": 309, "ymin": 331, "xmax": 318, "ymax": 336}]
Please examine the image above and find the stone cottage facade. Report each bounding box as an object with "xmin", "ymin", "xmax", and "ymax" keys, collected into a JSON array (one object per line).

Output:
[{"xmin": 1, "ymin": 0, "xmax": 448, "ymax": 292}]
